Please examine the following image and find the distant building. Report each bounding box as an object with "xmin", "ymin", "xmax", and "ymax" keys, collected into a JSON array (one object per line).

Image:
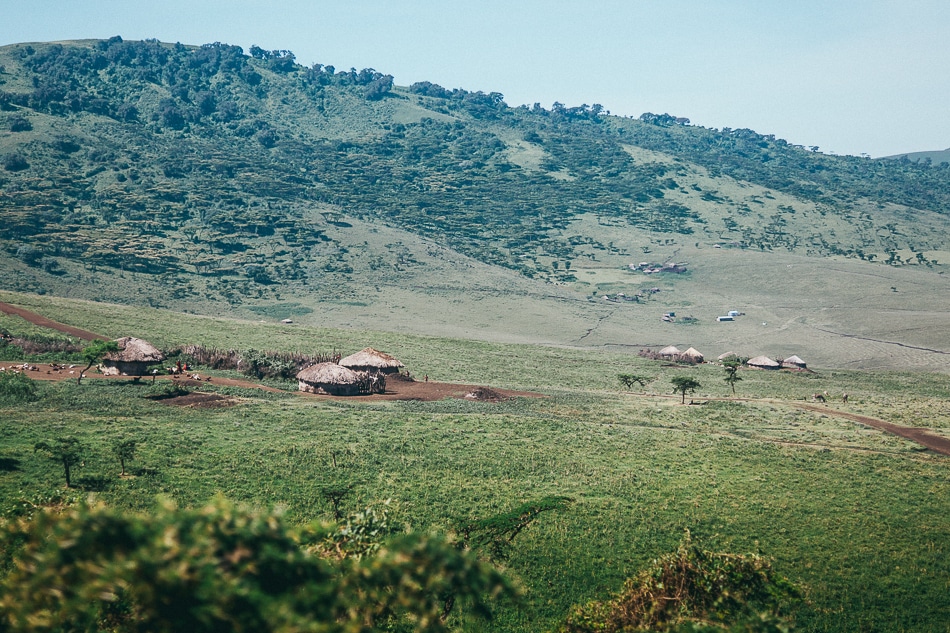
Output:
[
  {"xmin": 747, "ymin": 355, "xmax": 781, "ymax": 370},
  {"xmin": 717, "ymin": 316, "xmax": 734, "ymax": 322},
  {"xmin": 782, "ymin": 355, "xmax": 807, "ymax": 369}
]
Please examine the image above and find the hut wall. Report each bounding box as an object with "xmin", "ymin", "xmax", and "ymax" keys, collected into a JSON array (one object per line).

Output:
[
  {"xmin": 102, "ymin": 361, "xmax": 152, "ymax": 376},
  {"xmin": 298, "ymin": 380, "xmax": 361, "ymax": 396}
]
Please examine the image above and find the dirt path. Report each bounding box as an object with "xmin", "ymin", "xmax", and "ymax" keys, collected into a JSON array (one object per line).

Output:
[
  {"xmin": 792, "ymin": 402, "xmax": 950, "ymax": 456},
  {"xmin": 0, "ymin": 301, "xmax": 106, "ymax": 341}
]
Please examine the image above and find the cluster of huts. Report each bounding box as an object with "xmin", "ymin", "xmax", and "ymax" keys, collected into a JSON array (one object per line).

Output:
[
  {"xmin": 296, "ymin": 348, "xmax": 405, "ymax": 396},
  {"xmin": 92, "ymin": 338, "xmax": 408, "ymax": 396},
  {"xmin": 655, "ymin": 345, "xmax": 808, "ymax": 370}
]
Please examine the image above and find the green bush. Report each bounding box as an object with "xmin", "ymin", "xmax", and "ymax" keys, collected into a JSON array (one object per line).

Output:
[
  {"xmin": 0, "ymin": 371, "xmax": 39, "ymax": 404},
  {"xmin": 561, "ymin": 532, "xmax": 799, "ymax": 632}
]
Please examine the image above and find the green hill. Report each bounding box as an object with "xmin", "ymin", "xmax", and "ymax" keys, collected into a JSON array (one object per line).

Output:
[
  {"xmin": 882, "ymin": 147, "xmax": 950, "ymax": 165},
  {"xmin": 1, "ymin": 37, "xmax": 949, "ymax": 370}
]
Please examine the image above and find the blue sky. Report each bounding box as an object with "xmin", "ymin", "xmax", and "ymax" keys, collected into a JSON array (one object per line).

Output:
[{"xmin": 4, "ymin": 0, "xmax": 948, "ymax": 157}]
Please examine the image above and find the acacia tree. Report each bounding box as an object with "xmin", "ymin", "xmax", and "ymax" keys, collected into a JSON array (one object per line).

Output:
[
  {"xmin": 33, "ymin": 437, "xmax": 83, "ymax": 487},
  {"xmin": 723, "ymin": 359, "xmax": 742, "ymax": 395},
  {"xmin": 111, "ymin": 438, "xmax": 136, "ymax": 476},
  {"xmin": 77, "ymin": 340, "xmax": 118, "ymax": 385},
  {"xmin": 618, "ymin": 374, "xmax": 650, "ymax": 391},
  {"xmin": 671, "ymin": 376, "xmax": 701, "ymax": 404}
]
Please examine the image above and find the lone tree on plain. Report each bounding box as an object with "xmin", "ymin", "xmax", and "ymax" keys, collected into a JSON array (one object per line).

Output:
[
  {"xmin": 34, "ymin": 437, "xmax": 84, "ymax": 488},
  {"xmin": 111, "ymin": 438, "xmax": 136, "ymax": 476},
  {"xmin": 618, "ymin": 374, "xmax": 650, "ymax": 391},
  {"xmin": 77, "ymin": 340, "xmax": 118, "ymax": 385},
  {"xmin": 671, "ymin": 376, "xmax": 701, "ymax": 404},
  {"xmin": 723, "ymin": 359, "xmax": 742, "ymax": 395}
]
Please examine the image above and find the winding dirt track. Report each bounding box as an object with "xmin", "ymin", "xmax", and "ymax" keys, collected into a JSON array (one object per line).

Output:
[
  {"xmin": 2, "ymin": 300, "xmax": 947, "ymax": 455},
  {"xmin": 0, "ymin": 301, "xmax": 105, "ymax": 341}
]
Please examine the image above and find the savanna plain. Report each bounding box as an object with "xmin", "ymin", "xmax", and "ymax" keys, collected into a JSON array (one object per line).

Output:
[{"xmin": 0, "ymin": 291, "xmax": 947, "ymax": 632}]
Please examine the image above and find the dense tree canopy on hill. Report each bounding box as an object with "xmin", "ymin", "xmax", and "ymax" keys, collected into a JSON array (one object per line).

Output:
[{"xmin": 0, "ymin": 37, "xmax": 947, "ymax": 304}]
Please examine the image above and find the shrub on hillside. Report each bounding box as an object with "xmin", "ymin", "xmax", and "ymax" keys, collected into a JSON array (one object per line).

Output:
[
  {"xmin": 0, "ymin": 498, "xmax": 514, "ymax": 632},
  {"xmin": 3, "ymin": 153, "xmax": 28, "ymax": 171},
  {"xmin": 561, "ymin": 532, "xmax": 799, "ymax": 632}
]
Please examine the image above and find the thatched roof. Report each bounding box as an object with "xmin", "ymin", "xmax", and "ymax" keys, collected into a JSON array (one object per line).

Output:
[
  {"xmin": 296, "ymin": 362, "xmax": 361, "ymax": 385},
  {"xmin": 718, "ymin": 351, "xmax": 739, "ymax": 361},
  {"xmin": 747, "ymin": 355, "xmax": 781, "ymax": 368},
  {"xmin": 681, "ymin": 347, "xmax": 704, "ymax": 361},
  {"xmin": 104, "ymin": 337, "xmax": 164, "ymax": 363},
  {"xmin": 658, "ymin": 345, "xmax": 681, "ymax": 356},
  {"xmin": 339, "ymin": 347, "xmax": 404, "ymax": 370},
  {"xmin": 782, "ymin": 355, "xmax": 807, "ymax": 368}
]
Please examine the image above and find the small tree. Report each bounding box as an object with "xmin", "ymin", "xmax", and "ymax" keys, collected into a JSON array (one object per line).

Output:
[
  {"xmin": 671, "ymin": 376, "xmax": 701, "ymax": 404},
  {"xmin": 34, "ymin": 437, "xmax": 83, "ymax": 487},
  {"xmin": 77, "ymin": 339, "xmax": 118, "ymax": 385},
  {"xmin": 618, "ymin": 374, "xmax": 650, "ymax": 391},
  {"xmin": 723, "ymin": 359, "xmax": 742, "ymax": 395},
  {"xmin": 111, "ymin": 438, "xmax": 136, "ymax": 476}
]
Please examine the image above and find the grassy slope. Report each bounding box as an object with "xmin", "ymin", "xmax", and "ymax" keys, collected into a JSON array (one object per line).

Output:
[{"xmin": 1, "ymin": 292, "xmax": 948, "ymax": 632}]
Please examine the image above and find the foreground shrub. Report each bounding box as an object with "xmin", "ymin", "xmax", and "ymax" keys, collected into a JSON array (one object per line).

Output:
[
  {"xmin": 0, "ymin": 498, "xmax": 514, "ymax": 632},
  {"xmin": 561, "ymin": 532, "xmax": 799, "ymax": 632},
  {"xmin": 0, "ymin": 371, "xmax": 39, "ymax": 404}
]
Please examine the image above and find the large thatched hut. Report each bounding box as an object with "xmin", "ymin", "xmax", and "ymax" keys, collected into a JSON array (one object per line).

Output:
[
  {"xmin": 339, "ymin": 348, "xmax": 405, "ymax": 375},
  {"xmin": 101, "ymin": 337, "xmax": 165, "ymax": 376},
  {"xmin": 658, "ymin": 345, "xmax": 681, "ymax": 359},
  {"xmin": 680, "ymin": 347, "xmax": 705, "ymax": 363},
  {"xmin": 747, "ymin": 355, "xmax": 781, "ymax": 370},
  {"xmin": 297, "ymin": 363, "xmax": 366, "ymax": 396}
]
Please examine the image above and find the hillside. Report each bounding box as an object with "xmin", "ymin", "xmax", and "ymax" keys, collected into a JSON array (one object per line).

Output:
[
  {"xmin": 1, "ymin": 37, "xmax": 950, "ymax": 370},
  {"xmin": 882, "ymin": 147, "xmax": 950, "ymax": 166}
]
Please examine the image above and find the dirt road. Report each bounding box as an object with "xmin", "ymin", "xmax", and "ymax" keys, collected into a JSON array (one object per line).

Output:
[{"xmin": 0, "ymin": 301, "xmax": 105, "ymax": 341}]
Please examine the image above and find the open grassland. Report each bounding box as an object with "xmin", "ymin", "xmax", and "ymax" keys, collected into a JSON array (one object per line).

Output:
[{"xmin": 0, "ymin": 293, "xmax": 948, "ymax": 632}]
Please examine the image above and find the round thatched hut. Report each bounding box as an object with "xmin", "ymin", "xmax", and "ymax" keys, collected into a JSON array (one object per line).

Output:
[
  {"xmin": 658, "ymin": 345, "xmax": 681, "ymax": 359},
  {"xmin": 339, "ymin": 348, "xmax": 405, "ymax": 375},
  {"xmin": 718, "ymin": 351, "xmax": 739, "ymax": 363},
  {"xmin": 747, "ymin": 355, "xmax": 781, "ymax": 370},
  {"xmin": 782, "ymin": 355, "xmax": 807, "ymax": 369},
  {"xmin": 680, "ymin": 347, "xmax": 705, "ymax": 363},
  {"xmin": 297, "ymin": 363, "xmax": 366, "ymax": 396},
  {"xmin": 102, "ymin": 337, "xmax": 165, "ymax": 376}
]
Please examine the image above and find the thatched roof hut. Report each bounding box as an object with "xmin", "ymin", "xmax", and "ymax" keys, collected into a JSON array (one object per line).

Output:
[
  {"xmin": 782, "ymin": 355, "xmax": 807, "ymax": 369},
  {"xmin": 658, "ymin": 345, "xmax": 681, "ymax": 358},
  {"xmin": 101, "ymin": 337, "xmax": 164, "ymax": 376},
  {"xmin": 718, "ymin": 351, "xmax": 739, "ymax": 362},
  {"xmin": 747, "ymin": 355, "xmax": 781, "ymax": 370},
  {"xmin": 297, "ymin": 363, "xmax": 366, "ymax": 396},
  {"xmin": 339, "ymin": 348, "xmax": 404, "ymax": 374},
  {"xmin": 680, "ymin": 347, "xmax": 705, "ymax": 363}
]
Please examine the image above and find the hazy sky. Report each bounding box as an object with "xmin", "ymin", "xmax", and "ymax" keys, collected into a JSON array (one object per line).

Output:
[{"xmin": 4, "ymin": 0, "xmax": 948, "ymax": 157}]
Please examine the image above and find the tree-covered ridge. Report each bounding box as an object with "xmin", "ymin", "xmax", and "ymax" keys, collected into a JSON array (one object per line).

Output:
[{"xmin": 0, "ymin": 37, "xmax": 948, "ymax": 306}]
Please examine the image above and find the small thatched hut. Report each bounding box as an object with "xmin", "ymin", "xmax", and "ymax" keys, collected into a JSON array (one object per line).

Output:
[
  {"xmin": 680, "ymin": 347, "xmax": 705, "ymax": 363},
  {"xmin": 102, "ymin": 337, "xmax": 165, "ymax": 376},
  {"xmin": 297, "ymin": 363, "xmax": 366, "ymax": 396},
  {"xmin": 658, "ymin": 345, "xmax": 681, "ymax": 359},
  {"xmin": 718, "ymin": 351, "xmax": 739, "ymax": 363},
  {"xmin": 339, "ymin": 348, "xmax": 405, "ymax": 375},
  {"xmin": 747, "ymin": 355, "xmax": 781, "ymax": 370},
  {"xmin": 782, "ymin": 355, "xmax": 807, "ymax": 369}
]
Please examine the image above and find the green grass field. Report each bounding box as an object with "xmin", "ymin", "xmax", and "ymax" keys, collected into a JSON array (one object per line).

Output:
[{"xmin": 1, "ymin": 293, "xmax": 948, "ymax": 632}]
